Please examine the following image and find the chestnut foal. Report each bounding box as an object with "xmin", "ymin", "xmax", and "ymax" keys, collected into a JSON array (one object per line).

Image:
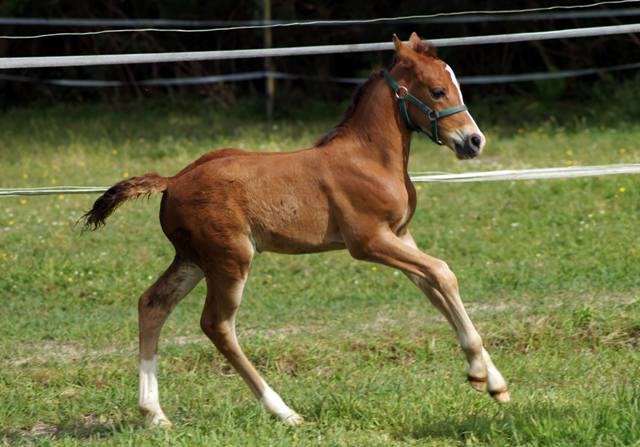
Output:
[{"xmin": 84, "ymin": 33, "xmax": 509, "ymax": 427}]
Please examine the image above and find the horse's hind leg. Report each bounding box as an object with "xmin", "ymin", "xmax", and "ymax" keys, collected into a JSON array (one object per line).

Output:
[
  {"xmin": 200, "ymin": 250, "xmax": 303, "ymax": 425},
  {"xmin": 138, "ymin": 258, "xmax": 203, "ymax": 426}
]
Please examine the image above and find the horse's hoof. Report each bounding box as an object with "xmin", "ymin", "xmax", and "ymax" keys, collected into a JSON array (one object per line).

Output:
[
  {"xmin": 148, "ymin": 415, "xmax": 172, "ymax": 428},
  {"xmin": 281, "ymin": 412, "xmax": 304, "ymax": 426},
  {"xmin": 490, "ymin": 389, "xmax": 511, "ymax": 403},
  {"xmin": 141, "ymin": 408, "xmax": 172, "ymax": 428},
  {"xmin": 467, "ymin": 375, "xmax": 487, "ymax": 392}
]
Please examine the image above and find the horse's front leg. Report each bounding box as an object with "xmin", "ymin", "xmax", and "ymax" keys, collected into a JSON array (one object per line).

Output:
[
  {"xmin": 399, "ymin": 231, "xmax": 509, "ymax": 401},
  {"xmin": 347, "ymin": 229, "xmax": 509, "ymax": 402}
]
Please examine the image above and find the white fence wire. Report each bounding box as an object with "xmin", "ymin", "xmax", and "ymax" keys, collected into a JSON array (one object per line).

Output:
[
  {"xmin": 1, "ymin": 165, "xmax": 639, "ymax": 197},
  {"xmin": 1, "ymin": 24, "xmax": 639, "ymax": 70},
  {"xmin": 0, "ymin": 7, "xmax": 636, "ymax": 27},
  {"xmin": 409, "ymin": 164, "xmax": 640, "ymax": 183},
  {"xmin": 1, "ymin": 61, "xmax": 639, "ymax": 88},
  {"xmin": 0, "ymin": 0, "xmax": 637, "ymax": 38}
]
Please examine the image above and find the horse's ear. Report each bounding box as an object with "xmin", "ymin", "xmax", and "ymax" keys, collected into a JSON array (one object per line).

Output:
[
  {"xmin": 392, "ymin": 34, "xmax": 404, "ymax": 52},
  {"xmin": 409, "ymin": 32, "xmax": 437, "ymax": 57},
  {"xmin": 392, "ymin": 34, "xmax": 416, "ymax": 67},
  {"xmin": 408, "ymin": 32, "xmax": 422, "ymax": 50}
]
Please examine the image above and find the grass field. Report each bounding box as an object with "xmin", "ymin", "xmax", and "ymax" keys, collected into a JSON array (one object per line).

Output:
[{"xmin": 0, "ymin": 94, "xmax": 639, "ymax": 446}]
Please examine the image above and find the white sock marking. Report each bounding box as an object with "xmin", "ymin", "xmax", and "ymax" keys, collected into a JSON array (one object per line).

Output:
[
  {"xmin": 260, "ymin": 381, "xmax": 301, "ymax": 425},
  {"xmin": 482, "ymin": 348, "xmax": 508, "ymax": 393},
  {"xmin": 139, "ymin": 356, "xmax": 169, "ymax": 424}
]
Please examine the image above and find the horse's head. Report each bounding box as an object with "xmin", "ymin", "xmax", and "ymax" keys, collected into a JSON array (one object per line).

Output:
[{"xmin": 390, "ymin": 33, "xmax": 485, "ymax": 159}]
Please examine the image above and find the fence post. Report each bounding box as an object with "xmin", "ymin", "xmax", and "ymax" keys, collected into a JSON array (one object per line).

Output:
[{"xmin": 263, "ymin": 0, "xmax": 275, "ymax": 123}]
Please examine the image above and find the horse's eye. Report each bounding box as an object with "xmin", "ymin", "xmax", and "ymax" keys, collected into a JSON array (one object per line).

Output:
[{"xmin": 431, "ymin": 88, "xmax": 446, "ymax": 99}]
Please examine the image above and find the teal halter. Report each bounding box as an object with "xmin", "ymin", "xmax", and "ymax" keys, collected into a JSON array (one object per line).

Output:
[{"xmin": 383, "ymin": 70, "xmax": 468, "ymax": 145}]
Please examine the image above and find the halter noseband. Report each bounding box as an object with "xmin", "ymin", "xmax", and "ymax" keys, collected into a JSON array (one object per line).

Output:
[{"xmin": 383, "ymin": 70, "xmax": 467, "ymax": 145}]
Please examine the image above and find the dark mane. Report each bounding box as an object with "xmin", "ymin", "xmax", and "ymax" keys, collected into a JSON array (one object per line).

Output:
[{"xmin": 315, "ymin": 69, "xmax": 386, "ymax": 147}]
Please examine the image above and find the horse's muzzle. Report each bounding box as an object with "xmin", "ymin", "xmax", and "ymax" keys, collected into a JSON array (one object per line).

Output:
[{"xmin": 454, "ymin": 133, "xmax": 484, "ymax": 159}]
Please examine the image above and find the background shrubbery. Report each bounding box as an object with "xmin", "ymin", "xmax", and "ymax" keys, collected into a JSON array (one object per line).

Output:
[{"xmin": 0, "ymin": 0, "xmax": 639, "ymax": 107}]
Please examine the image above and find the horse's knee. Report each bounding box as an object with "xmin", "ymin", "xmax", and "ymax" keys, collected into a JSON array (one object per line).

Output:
[
  {"xmin": 429, "ymin": 260, "xmax": 458, "ymax": 291},
  {"xmin": 200, "ymin": 317, "xmax": 233, "ymax": 350}
]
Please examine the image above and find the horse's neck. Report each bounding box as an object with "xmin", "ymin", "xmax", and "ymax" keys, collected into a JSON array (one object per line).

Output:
[{"xmin": 339, "ymin": 76, "xmax": 412, "ymax": 172}]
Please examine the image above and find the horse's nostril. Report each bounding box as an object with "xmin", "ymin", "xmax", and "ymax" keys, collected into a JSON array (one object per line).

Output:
[{"xmin": 470, "ymin": 134, "xmax": 482, "ymax": 149}]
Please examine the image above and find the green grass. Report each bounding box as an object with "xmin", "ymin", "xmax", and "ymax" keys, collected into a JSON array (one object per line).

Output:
[{"xmin": 0, "ymin": 97, "xmax": 639, "ymax": 446}]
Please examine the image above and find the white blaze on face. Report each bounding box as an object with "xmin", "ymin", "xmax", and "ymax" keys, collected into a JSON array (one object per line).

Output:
[
  {"xmin": 445, "ymin": 64, "xmax": 463, "ymax": 103},
  {"xmin": 444, "ymin": 63, "xmax": 484, "ymax": 149}
]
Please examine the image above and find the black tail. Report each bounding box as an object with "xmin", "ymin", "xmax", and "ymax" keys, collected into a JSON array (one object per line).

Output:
[{"xmin": 82, "ymin": 173, "xmax": 168, "ymax": 230}]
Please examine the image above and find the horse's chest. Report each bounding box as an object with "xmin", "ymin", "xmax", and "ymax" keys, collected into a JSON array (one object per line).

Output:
[
  {"xmin": 390, "ymin": 179, "xmax": 417, "ymax": 233},
  {"xmin": 338, "ymin": 172, "xmax": 417, "ymax": 233}
]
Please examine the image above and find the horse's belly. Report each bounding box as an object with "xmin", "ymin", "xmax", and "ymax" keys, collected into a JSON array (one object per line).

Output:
[
  {"xmin": 251, "ymin": 216, "xmax": 344, "ymax": 254},
  {"xmin": 249, "ymin": 206, "xmax": 343, "ymax": 254},
  {"xmin": 253, "ymin": 231, "xmax": 344, "ymax": 254}
]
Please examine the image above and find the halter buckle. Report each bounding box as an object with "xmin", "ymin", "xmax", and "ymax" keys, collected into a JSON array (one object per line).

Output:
[{"xmin": 394, "ymin": 85, "xmax": 409, "ymax": 99}]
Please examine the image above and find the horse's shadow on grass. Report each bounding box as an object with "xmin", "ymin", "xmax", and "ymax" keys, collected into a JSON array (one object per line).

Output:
[
  {"xmin": 59, "ymin": 419, "xmax": 145, "ymax": 440},
  {"xmin": 1, "ymin": 418, "xmax": 147, "ymax": 444},
  {"xmin": 390, "ymin": 399, "xmax": 571, "ymax": 444}
]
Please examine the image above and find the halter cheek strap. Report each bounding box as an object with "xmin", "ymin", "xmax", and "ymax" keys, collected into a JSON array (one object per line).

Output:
[{"xmin": 383, "ymin": 70, "xmax": 467, "ymax": 145}]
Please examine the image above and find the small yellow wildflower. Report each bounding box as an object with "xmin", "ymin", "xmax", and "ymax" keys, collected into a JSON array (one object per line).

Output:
[
  {"xmin": 112, "ymin": 149, "xmax": 118, "ymax": 155},
  {"xmin": 58, "ymin": 195, "xmax": 65, "ymax": 201},
  {"xmin": 565, "ymin": 149, "xmax": 573, "ymax": 156},
  {"xmin": 19, "ymin": 198, "xmax": 27, "ymax": 205},
  {"xmin": 122, "ymin": 172, "xmax": 129, "ymax": 178},
  {"xmin": 619, "ymin": 147, "xmax": 626, "ymax": 154},
  {"xmin": 619, "ymin": 187, "xmax": 626, "ymax": 193},
  {"xmin": 22, "ymin": 173, "xmax": 28, "ymax": 179}
]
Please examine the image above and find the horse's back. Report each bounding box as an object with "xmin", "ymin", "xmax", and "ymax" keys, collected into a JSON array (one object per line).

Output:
[{"xmin": 174, "ymin": 148, "xmax": 251, "ymax": 177}]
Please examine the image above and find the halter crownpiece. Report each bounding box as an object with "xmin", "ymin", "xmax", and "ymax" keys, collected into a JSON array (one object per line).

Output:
[{"xmin": 383, "ymin": 70, "xmax": 467, "ymax": 145}]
